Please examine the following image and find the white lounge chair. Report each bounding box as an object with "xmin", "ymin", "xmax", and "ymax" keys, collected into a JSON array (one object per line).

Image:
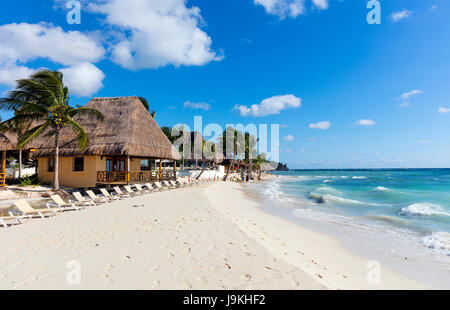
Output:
[
  {"xmin": 114, "ymin": 187, "xmax": 131, "ymax": 198},
  {"xmin": 100, "ymin": 188, "xmax": 121, "ymax": 201},
  {"xmin": 0, "ymin": 213, "xmax": 32, "ymax": 228},
  {"xmin": 135, "ymin": 184, "xmax": 152, "ymax": 194},
  {"xmin": 48, "ymin": 194, "xmax": 86, "ymax": 211},
  {"xmin": 153, "ymin": 182, "xmax": 167, "ymax": 191},
  {"xmin": 163, "ymin": 181, "xmax": 176, "ymax": 189},
  {"xmin": 124, "ymin": 185, "xmax": 140, "ymax": 196},
  {"xmin": 13, "ymin": 200, "xmax": 62, "ymax": 219},
  {"xmin": 145, "ymin": 183, "xmax": 157, "ymax": 192},
  {"xmin": 70, "ymin": 192, "xmax": 97, "ymax": 207},
  {"xmin": 170, "ymin": 180, "xmax": 182, "ymax": 188},
  {"xmin": 86, "ymin": 190, "xmax": 108, "ymax": 204}
]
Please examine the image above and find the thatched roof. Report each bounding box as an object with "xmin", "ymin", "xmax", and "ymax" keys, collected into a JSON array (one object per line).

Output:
[
  {"xmin": 0, "ymin": 131, "xmax": 18, "ymax": 151},
  {"xmin": 32, "ymin": 96, "xmax": 181, "ymax": 160}
]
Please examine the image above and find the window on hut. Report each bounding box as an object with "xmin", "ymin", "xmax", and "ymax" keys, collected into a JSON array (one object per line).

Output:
[
  {"xmin": 48, "ymin": 158, "xmax": 55, "ymax": 172},
  {"xmin": 140, "ymin": 159, "xmax": 151, "ymax": 171},
  {"xmin": 73, "ymin": 157, "xmax": 84, "ymax": 172}
]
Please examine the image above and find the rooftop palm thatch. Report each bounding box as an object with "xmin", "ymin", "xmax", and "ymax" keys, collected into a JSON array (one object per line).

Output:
[
  {"xmin": 31, "ymin": 96, "xmax": 181, "ymax": 160},
  {"xmin": 0, "ymin": 131, "xmax": 18, "ymax": 151}
]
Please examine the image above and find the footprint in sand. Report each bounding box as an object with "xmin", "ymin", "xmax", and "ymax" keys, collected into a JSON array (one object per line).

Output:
[
  {"xmin": 149, "ymin": 265, "xmax": 160, "ymax": 272},
  {"xmin": 152, "ymin": 280, "xmax": 161, "ymax": 288},
  {"xmin": 242, "ymin": 274, "xmax": 252, "ymax": 282},
  {"xmin": 182, "ymin": 280, "xmax": 192, "ymax": 289},
  {"xmin": 102, "ymin": 265, "xmax": 114, "ymax": 272},
  {"xmin": 197, "ymin": 275, "xmax": 208, "ymax": 284}
]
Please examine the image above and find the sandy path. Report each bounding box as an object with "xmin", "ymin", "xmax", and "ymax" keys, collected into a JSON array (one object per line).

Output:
[{"xmin": 0, "ymin": 183, "xmax": 323, "ymax": 290}]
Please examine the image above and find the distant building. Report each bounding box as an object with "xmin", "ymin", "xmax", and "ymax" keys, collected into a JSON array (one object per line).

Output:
[{"xmin": 32, "ymin": 96, "xmax": 181, "ymax": 188}]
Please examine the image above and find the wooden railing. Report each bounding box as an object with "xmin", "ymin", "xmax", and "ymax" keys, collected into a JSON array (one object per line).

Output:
[
  {"xmin": 0, "ymin": 173, "xmax": 5, "ymax": 187},
  {"xmin": 97, "ymin": 170, "xmax": 176, "ymax": 184}
]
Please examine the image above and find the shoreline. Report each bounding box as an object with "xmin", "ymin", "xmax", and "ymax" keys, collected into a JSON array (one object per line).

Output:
[
  {"xmin": 206, "ymin": 182, "xmax": 428, "ymax": 290},
  {"xmin": 0, "ymin": 181, "xmax": 427, "ymax": 289},
  {"xmin": 246, "ymin": 174, "xmax": 450, "ymax": 289}
]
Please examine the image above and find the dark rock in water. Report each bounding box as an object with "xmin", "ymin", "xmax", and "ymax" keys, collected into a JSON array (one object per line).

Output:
[{"xmin": 276, "ymin": 162, "xmax": 289, "ymax": 171}]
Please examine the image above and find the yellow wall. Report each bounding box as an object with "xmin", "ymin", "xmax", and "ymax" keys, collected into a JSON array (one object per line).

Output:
[{"xmin": 38, "ymin": 155, "xmax": 105, "ymax": 188}]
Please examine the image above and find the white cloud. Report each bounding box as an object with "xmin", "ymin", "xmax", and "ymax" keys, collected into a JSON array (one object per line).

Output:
[
  {"xmin": 399, "ymin": 89, "xmax": 423, "ymax": 100},
  {"xmin": 311, "ymin": 0, "xmax": 329, "ymax": 10},
  {"xmin": 88, "ymin": 0, "xmax": 221, "ymax": 70},
  {"xmin": 283, "ymin": 135, "xmax": 295, "ymax": 142},
  {"xmin": 184, "ymin": 101, "xmax": 211, "ymax": 111},
  {"xmin": 438, "ymin": 107, "xmax": 450, "ymax": 114},
  {"xmin": 60, "ymin": 63, "xmax": 105, "ymax": 97},
  {"xmin": 417, "ymin": 140, "xmax": 430, "ymax": 144},
  {"xmin": 430, "ymin": 5, "xmax": 437, "ymax": 11},
  {"xmin": 254, "ymin": 0, "xmax": 305, "ymax": 18},
  {"xmin": 0, "ymin": 22, "xmax": 104, "ymax": 66},
  {"xmin": 309, "ymin": 121, "xmax": 330, "ymax": 130},
  {"xmin": 0, "ymin": 63, "xmax": 34, "ymax": 87},
  {"xmin": 254, "ymin": 0, "xmax": 329, "ymax": 18},
  {"xmin": 235, "ymin": 94, "xmax": 301, "ymax": 117},
  {"xmin": 0, "ymin": 22, "xmax": 105, "ymax": 96},
  {"xmin": 356, "ymin": 119, "xmax": 376, "ymax": 126},
  {"xmin": 390, "ymin": 10, "xmax": 412, "ymax": 23}
]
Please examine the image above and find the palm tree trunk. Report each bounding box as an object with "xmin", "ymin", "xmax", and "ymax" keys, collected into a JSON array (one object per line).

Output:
[
  {"xmin": 196, "ymin": 161, "xmax": 210, "ymax": 180},
  {"xmin": 53, "ymin": 128, "xmax": 60, "ymax": 190},
  {"xmin": 249, "ymin": 159, "xmax": 253, "ymax": 180},
  {"xmin": 223, "ymin": 159, "xmax": 234, "ymax": 181},
  {"xmin": 18, "ymin": 148, "xmax": 23, "ymax": 178}
]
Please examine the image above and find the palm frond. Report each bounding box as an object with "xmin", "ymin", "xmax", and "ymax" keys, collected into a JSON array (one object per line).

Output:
[
  {"xmin": 68, "ymin": 119, "xmax": 88, "ymax": 150},
  {"xmin": 18, "ymin": 120, "xmax": 52, "ymax": 149}
]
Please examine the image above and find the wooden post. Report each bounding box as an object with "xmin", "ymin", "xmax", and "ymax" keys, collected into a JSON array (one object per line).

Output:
[
  {"xmin": 1, "ymin": 151, "xmax": 6, "ymax": 187},
  {"xmin": 127, "ymin": 156, "xmax": 131, "ymax": 184},
  {"xmin": 159, "ymin": 159, "xmax": 163, "ymax": 181},
  {"xmin": 173, "ymin": 160, "xmax": 177, "ymax": 180}
]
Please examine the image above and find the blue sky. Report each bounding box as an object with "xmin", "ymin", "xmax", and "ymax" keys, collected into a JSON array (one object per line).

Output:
[{"xmin": 0, "ymin": 0, "xmax": 449, "ymax": 168}]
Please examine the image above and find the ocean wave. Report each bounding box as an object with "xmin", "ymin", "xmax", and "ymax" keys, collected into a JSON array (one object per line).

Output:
[
  {"xmin": 399, "ymin": 203, "xmax": 450, "ymax": 217},
  {"xmin": 422, "ymin": 232, "xmax": 450, "ymax": 255},
  {"xmin": 323, "ymin": 179, "xmax": 333, "ymax": 183},
  {"xmin": 372, "ymin": 186, "xmax": 392, "ymax": 192},
  {"xmin": 309, "ymin": 192, "xmax": 363, "ymax": 205},
  {"xmin": 365, "ymin": 214, "xmax": 411, "ymax": 226},
  {"xmin": 352, "ymin": 176, "xmax": 367, "ymax": 179},
  {"xmin": 264, "ymin": 182, "xmax": 283, "ymax": 201}
]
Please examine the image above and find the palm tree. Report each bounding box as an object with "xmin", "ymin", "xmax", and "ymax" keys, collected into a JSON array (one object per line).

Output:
[
  {"xmin": 221, "ymin": 127, "xmax": 245, "ymax": 181},
  {"xmin": 0, "ymin": 109, "xmax": 32, "ymax": 178},
  {"xmin": 0, "ymin": 70, "xmax": 103, "ymax": 189},
  {"xmin": 139, "ymin": 97, "xmax": 156, "ymax": 118}
]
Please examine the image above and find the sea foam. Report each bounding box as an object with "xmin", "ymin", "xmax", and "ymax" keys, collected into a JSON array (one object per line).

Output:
[
  {"xmin": 400, "ymin": 203, "xmax": 450, "ymax": 217},
  {"xmin": 422, "ymin": 232, "xmax": 450, "ymax": 255}
]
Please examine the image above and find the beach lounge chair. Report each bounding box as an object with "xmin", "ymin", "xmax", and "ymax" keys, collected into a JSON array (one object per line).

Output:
[
  {"xmin": 114, "ymin": 187, "xmax": 131, "ymax": 198},
  {"xmin": 100, "ymin": 188, "xmax": 121, "ymax": 201},
  {"xmin": 49, "ymin": 194, "xmax": 86, "ymax": 211},
  {"xmin": 170, "ymin": 180, "xmax": 182, "ymax": 188},
  {"xmin": 0, "ymin": 214, "xmax": 32, "ymax": 228},
  {"xmin": 70, "ymin": 192, "xmax": 97, "ymax": 207},
  {"xmin": 86, "ymin": 190, "xmax": 108, "ymax": 204},
  {"xmin": 135, "ymin": 184, "xmax": 152, "ymax": 194},
  {"xmin": 163, "ymin": 181, "xmax": 176, "ymax": 189},
  {"xmin": 179, "ymin": 178, "xmax": 192, "ymax": 187},
  {"xmin": 124, "ymin": 185, "xmax": 140, "ymax": 196},
  {"xmin": 13, "ymin": 200, "xmax": 62, "ymax": 219},
  {"xmin": 145, "ymin": 183, "xmax": 157, "ymax": 192},
  {"xmin": 153, "ymin": 182, "xmax": 167, "ymax": 191}
]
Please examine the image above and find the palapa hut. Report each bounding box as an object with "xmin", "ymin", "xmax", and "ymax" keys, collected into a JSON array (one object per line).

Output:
[
  {"xmin": 33, "ymin": 96, "xmax": 181, "ymax": 188},
  {"xmin": 0, "ymin": 132, "xmax": 17, "ymax": 186}
]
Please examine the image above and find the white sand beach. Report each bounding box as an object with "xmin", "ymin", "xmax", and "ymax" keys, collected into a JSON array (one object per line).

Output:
[{"xmin": 0, "ymin": 181, "xmax": 427, "ymax": 290}]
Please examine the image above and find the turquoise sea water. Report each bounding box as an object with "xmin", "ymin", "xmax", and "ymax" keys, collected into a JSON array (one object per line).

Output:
[{"xmin": 253, "ymin": 169, "xmax": 450, "ymax": 285}]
